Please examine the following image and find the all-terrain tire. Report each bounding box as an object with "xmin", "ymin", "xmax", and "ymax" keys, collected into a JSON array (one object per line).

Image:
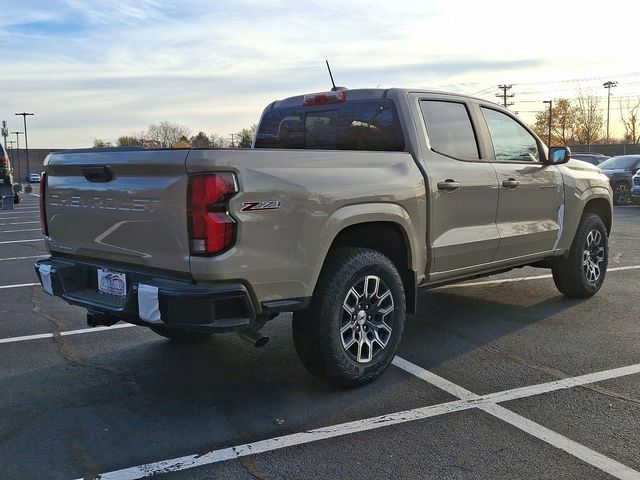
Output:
[
  {"xmin": 292, "ymin": 247, "xmax": 406, "ymax": 387},
  {"xmin": 552, "ymin": 213, "xmax": 608, "ymax": 298}
]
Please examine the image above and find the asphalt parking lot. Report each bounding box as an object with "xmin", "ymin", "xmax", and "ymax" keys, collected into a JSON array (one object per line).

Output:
[{"xmin": 1, "ymin": 194, "xmax": 639, "ymax": 480}]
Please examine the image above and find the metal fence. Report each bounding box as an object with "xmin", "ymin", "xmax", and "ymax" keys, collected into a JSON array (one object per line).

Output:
[{"xmin": 568, "ymin": 144, "xmax": 640, "ymax": 156}]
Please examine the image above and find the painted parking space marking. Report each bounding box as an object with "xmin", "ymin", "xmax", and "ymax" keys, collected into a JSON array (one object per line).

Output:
[
  {"xmin": 0, "ymin": 282, "xmax": 40, "ymax": 291},
  {"xmin": 1, "ymin": 311, "xmax": 639, "ymax": 478},
  {"xmin": 0, "ymin": 239, "xmax": 44, "ymax": 245},
  {"xmin": 0, "ymin": 221, "xmax": 41, "ymax": 226},
  {"xmin": 0, "ymin": 255, "xmax": 45, "ymax": 262},
  {"xmin": 440, "ymin": 265, "xmax": 640, "ymax": 289},
  {"xmin": 392, "ymin": 357, "xmax": 640, "ymax": 480},
  {"xmin": 84, "ymin": 356, "xmax": 640, "ymax": 480},
  {"xmin": 0, "ymin": 228, "xmax": 41, "ymax": 233},
  {"xmin": 0, "ymin": 324, "xmax": 136, "ymax": 345}
]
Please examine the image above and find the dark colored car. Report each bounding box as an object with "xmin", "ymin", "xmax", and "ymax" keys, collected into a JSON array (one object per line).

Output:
[
  {"xmin": 598, "ymin": 155, "xmax": 640, "ymax": 205},
  {"xmin": 570, "ymin": 152, "xmax": 609, "ymax": 166}
]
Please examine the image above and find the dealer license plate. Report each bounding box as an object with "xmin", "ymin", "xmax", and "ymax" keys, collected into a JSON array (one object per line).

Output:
[{"xmin": 97, "ymin": 268, "xmax": 127, "ymax": 297}]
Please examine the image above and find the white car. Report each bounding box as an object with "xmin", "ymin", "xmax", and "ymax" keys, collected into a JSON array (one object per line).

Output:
[
  {"xmin": 28, "ymin": 173, "xmax": 40, "ymax": 183},
  {"xmin": 632, "ymin": 170, "xmax": 640, "ymax": 206}
]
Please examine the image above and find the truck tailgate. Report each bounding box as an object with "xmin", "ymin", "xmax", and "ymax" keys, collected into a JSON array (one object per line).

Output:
[{"xmin": 44, "ymin": 149, "xmax": 191, "ymax": 273}]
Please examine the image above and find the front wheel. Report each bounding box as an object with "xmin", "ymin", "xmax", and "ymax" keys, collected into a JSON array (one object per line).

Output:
[
  {"xmin": 552, "ymin": 213, "xmax": 608, "ymax": 298},
  {"xmin": 292, "ymin": 248, "xmax": 406, "ymax": 387}
]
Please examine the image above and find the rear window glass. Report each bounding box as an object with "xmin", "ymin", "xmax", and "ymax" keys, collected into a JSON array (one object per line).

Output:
[
  {"xmin": 598, "ymin": 156, "xmax": 640, "ymax": 169},
  {"xmin": 255, "ymin": 100, "xmax": 405, "ymax": 151},
  {"xmin": 420, "ymin": 100, "xmax": 479, "ymax": 160}
]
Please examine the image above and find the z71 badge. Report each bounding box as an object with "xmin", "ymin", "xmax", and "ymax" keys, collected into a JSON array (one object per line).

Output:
[{"xmin": 241, "ymin": 200, "xmax": 282, "ymax": 212}]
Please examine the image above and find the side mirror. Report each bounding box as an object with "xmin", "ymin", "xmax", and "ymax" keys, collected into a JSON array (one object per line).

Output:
[{"xmin": 547, "ymin": 146, "xmax": 571, "ymax": 165}]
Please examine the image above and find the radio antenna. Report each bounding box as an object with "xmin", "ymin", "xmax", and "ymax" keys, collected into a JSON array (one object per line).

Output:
[{"xmin": 326, "ymin": 60, "xmax": 337, "ymax": 91}]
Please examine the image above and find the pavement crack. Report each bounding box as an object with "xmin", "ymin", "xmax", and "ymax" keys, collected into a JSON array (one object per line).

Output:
[{"xmin": 30, "ymin": 287, "xmax": 148, "ymax": 400}]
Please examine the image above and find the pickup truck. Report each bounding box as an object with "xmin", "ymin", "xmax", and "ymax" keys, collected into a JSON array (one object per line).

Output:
[{"xmin": 35, "ymin": 88, "xmax": 613, "ymax": 386}]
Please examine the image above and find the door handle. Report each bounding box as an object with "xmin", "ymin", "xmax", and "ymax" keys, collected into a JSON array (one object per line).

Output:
[
  {"xmin": 437, "ymin": 179, "xmax": 461, "ymax": 191},
  {"xmin": 502, "ymin": 178, "xmax": 520, "ymax": 189}
]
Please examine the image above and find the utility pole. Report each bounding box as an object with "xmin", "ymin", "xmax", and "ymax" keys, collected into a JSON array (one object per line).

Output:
[
  {"xmin": 496, "ymin": 84, "xmax": 514, "ymax": 108},
  {"xmin": 603, "ymin": 81, "xmax": 617, "ymax": 142},
  {"xmin": 11, "ymin": 132, "xmax": 23, "ymax": 181},
  {"xmin": 1, "ymin": 121, "xmax": 8, "ymax": 150},
  {"xmin": 229, "ymin": 133, "xmax": 236, "ymax": 148},
  {"xmin": 543, "ymin": 100, "xmax": 553, "ymax": 146},
  {"xmin": 15, "ymin": 112, "xmax": 34, "ymax": 175}
]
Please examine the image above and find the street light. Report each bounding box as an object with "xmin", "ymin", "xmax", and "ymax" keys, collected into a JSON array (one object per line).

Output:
[
  {"xmin": 543, "ymin": 100, "xmax": 553, "ymax": 147},
  {"xmin": 603, "ymin": 81, "xmax": 617, "ymax": 142},
  {"xmin": 10, "ymin": 131, "xmax": 23, "ymax": 181},
  {"xmin": 15, "ymin": 112, "xmax": 34, "ymax": 176}
]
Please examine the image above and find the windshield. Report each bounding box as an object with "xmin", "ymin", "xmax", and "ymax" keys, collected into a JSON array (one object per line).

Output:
[{"xmin": 598, "ymin": 156, "xmax": 640, "ymax": 169}]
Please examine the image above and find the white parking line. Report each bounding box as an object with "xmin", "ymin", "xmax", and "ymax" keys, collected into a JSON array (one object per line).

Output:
[
  {"xmin": 0, "ymin": 228, "xmax": 41, "ymax": 233},
  {"xmin": 86, "ymin": 356, "xmax": 640, "ymax": 480},
  {"xmin": 0, "ymin": 255, "xmax": 45, "ymax": 262},
  {"xmin": 0, "ymin": 239, "xmax": 44, "ymax": 245},
  {"xmin": 0, "ymin": 215, "xmax": 41, "ymax": 221},
  {"xmin": 0, "ymin": 221, "xmax": 41, "ymax": 226},
  {"xmin": 0, "ymin": 324, "xmax": 136, "ymax": 345},
  {"xmin": 442, "ymin": 265, "xmax": 640, "ymax": 289},
  {"xmin": 0, "ymin": 282, "xmax": 40, "ymax": 290},
  {"xmin": 392, "ymin": 357, "xmax": 640, "ymax": 480},
  {"xmin": 1, "ymin": 314, "xmax": 638, "ymax": 478}
]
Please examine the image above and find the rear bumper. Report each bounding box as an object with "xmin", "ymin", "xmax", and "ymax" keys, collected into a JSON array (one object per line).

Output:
[{"xmin": 34, "ymin": 258, "xmax": 256, "ymax": 333}]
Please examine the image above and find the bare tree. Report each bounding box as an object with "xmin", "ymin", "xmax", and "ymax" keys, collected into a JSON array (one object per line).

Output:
[
  {"xmin": 619, "ymin": 97, "xmax": 640, "ymax": 144},
  {"xmin": 117, "ymin": 135, "xmax": 145, "ymax": 147},
  {"xmin": 146, "ymin": 121, "xmax": 191, "ymax": 148},
  {"xmin": 209, "ymin": 133, "xmax": 228, "ymax": 149},
  {"xmin": 572, "ymin": 90, "xmax": 603, "ymax": 145}
]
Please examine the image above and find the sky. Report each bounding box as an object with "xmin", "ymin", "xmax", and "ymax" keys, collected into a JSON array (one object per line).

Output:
[{"xmin": 0, "ymin": 0, "xmax": 639, "ymax": 148}]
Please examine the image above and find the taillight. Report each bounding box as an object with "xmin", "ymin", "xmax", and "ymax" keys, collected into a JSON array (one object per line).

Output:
[
  {"xmin": 303, "ymin": 90, "xmax": 347, "ymax": 106},
  {"xmin": 1, "ymin": 155, "xmax": 8, "ymax": 167},
  {"xmin": 188, "ymin": 173, "xmax": 237, "ymax": 254},
  {"xmin": 40, "ymin": 172, "xmax": 48, "ymax": 236}
]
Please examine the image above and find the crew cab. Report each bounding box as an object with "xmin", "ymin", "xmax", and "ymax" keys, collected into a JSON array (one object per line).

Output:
[{"xmin": 35, "ymin": 88, "xmax": 613, "ymax": 386}]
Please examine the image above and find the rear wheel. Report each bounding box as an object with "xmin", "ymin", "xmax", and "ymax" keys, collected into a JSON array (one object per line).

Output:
[
  {"xmin": 613, "ymin": 182, "xmax": 630, "ymax": 205},
  {"xmin": 292, "ymin": 248, "xmax": 406, "ymax": 387},
  {"xmin": 552, "ymin": 213, "xmax": 608, "ymax": 298},
  {"xmin": 149, "ymin": 325, "xmax": 212, "ymax": 343}
]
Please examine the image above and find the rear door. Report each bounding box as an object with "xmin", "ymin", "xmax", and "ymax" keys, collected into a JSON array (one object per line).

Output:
[
  {"xmin": 416, "ymin": 96, "xmax": 500, "ymax": 272},
  {"xmin": 478, "ymin": 106, "xmax": 564, "ymax": 260},
  {"xmin": 44, "ymin": 149, "xmax": 191, "ymax": 273}
]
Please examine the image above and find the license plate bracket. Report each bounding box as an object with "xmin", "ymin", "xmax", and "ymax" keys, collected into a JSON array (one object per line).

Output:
[{"xmin": 97, "ymin": 268, "xmax": 127, "ymax": 297}]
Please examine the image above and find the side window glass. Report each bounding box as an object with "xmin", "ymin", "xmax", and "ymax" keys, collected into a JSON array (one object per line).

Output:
[
  {"xmin": 420, "ymin": 100, "xmax": 479, "ymax": 160},
  {"xmin": 481, "ymin": 108, "xmax": 540, "ymax": 162}
]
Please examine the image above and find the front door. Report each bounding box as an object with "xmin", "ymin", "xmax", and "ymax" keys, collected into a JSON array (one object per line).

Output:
[{"xmin": 479, "ymin": 107, "xmax": 564, "ymax": 260}]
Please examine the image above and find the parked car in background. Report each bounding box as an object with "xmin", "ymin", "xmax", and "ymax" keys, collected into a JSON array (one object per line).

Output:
[
  {"xmin": 571, "ymin": 152, "xmax": 609, "ymax": 166},
  {"xmin": 27, "ymin": 173, "xmax": 41, "ymax": 183},
  {"xmin": 598, "ymin": 155, "xmax": 640, "ymax": 205},
  {"xmin": 631, "ymin": 170, "xmax": 640, "ymax": 206}
]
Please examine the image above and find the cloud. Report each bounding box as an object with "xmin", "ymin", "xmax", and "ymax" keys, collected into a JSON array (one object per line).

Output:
[{"xmin": 0, "ymin": 0, "xmax": 638, "ymax": 147}]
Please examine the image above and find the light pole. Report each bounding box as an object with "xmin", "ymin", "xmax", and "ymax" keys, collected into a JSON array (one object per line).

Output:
[
  {"xmin": 603, "ymin": 81, "xmax": 617, "ymax": 142},
  {"xmin": 15, "ymin": 113, "xmax": 34, "ymax": 176},
  {"xmin": 11, "ymin": 131, "xmax": 23, "ymax": 181},
  {"xmin": 543, "ymin": 100, "xmax": 553, "ymax": 146}
]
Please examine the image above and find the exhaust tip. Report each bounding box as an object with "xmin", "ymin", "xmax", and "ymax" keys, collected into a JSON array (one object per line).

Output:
[{"xmin": 238, "ymin": 329, "xmax": 269, "ymax": 348}]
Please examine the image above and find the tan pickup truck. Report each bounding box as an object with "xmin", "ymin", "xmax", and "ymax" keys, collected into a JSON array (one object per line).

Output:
[{"xmin": 35, "ymin": 88, "xmax": 613, "ymax": 386}]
